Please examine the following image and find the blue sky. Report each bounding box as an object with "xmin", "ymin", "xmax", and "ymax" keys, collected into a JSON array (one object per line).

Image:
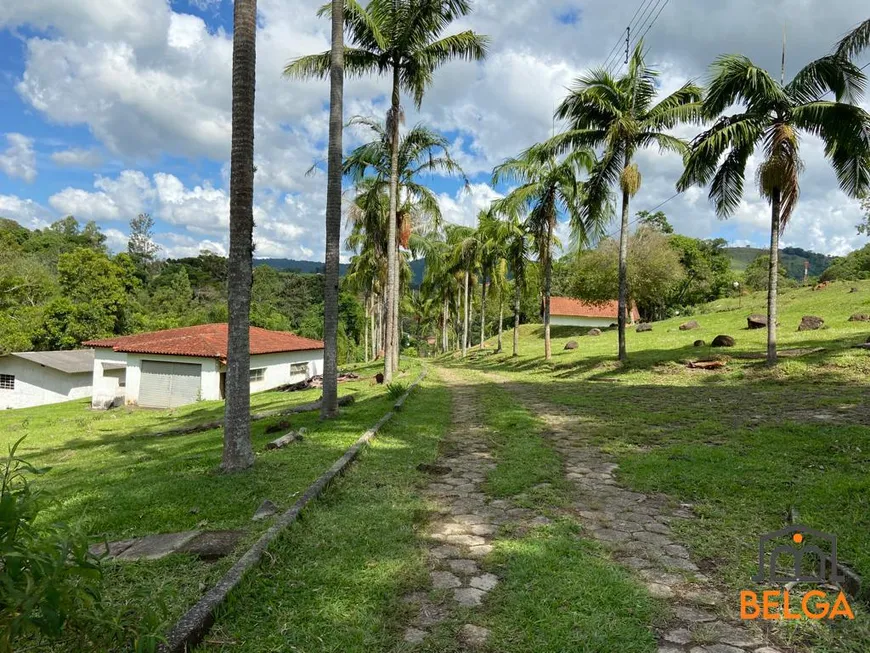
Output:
[{"xmin": 0, "ymin": 0, "xmax": 868, "ymax": 259}]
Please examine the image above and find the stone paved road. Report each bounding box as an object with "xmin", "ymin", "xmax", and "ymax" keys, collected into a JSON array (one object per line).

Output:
[{"xmin": 464, "ymin": 368, "xmax": 783, "ymax": 653}]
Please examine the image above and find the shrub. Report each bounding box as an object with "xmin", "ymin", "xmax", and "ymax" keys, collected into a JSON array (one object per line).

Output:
[
  {"xmin": 386, "ymin": 382, "xmax": 408, "ymax": 400},
  {"xmin": 0, "ymin": 437, "xmax": 162, "ymax": 652}
]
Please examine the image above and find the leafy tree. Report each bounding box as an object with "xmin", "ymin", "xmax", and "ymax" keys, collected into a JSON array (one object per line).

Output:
[
  {"xmin": 636, "ymin": 209, "xmax": 674, "ymax": 233},
  {"xmin": 224, "ymin": 0, "xmax": 258, "ymax": 473},
  {"xmin": 128, "ymin": 213, "xmax": 160, "ymax": 273},
  {"xmin": 678, "ymin": 50, "xmax": 870, "ymax": 364},
  {"xmin": 569, "ymin": 227, "xmax": 685, "ymax": 322},
  {"xmin": 743, "ymin": 254, "xmax": 794, "ymax": 291},
  {"xmin": 548, "ymin": 41, "xmax": 702, "ymax": 361},
  {"xmin": 669, "ymin": 235, "xmax": 734, "ymax": 306},
  {"xmin": 858, "ymin": 195, "xmax": 870, "ymax": 237},
  {"xmin": 820, "ymin": 243, "xmax": 870, "ymax": 281},
  {"xmin": 446, "ymin": 224, "xmax": 480, "ymax": 358},
  {"xmin": 286, "ymin": 0, "xmax": 488, "ymax": 382}
]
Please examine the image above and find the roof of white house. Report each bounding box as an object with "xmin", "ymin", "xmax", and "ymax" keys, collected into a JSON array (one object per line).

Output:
[
  {"xmin": 8, "ymin": 350, "xmax": 97, "ymax": 375},
  {"xmin": 84, "ymin": 324, "xmax": 324, "ymax": 361},
  {"xmin": 550, "ymin": 297, "xmax": 641, "ymax": 322}
]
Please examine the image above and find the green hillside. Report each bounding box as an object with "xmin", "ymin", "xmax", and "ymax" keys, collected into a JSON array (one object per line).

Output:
[{"xmin": 725, "ymin": 246, "xmax": 835, "ymax": 279}]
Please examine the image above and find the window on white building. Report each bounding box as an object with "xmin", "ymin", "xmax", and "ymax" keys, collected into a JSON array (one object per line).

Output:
[
  {"xmin": 0, "ymin": 374, "xmax": 14, "ymax": 390},
  {"xmin": 290, "ymin": 363, "xmax": 309, "ymax": 376},
  {"xmin": 249, "ymin": 368, "xmax": 266, "ymax": 383}
]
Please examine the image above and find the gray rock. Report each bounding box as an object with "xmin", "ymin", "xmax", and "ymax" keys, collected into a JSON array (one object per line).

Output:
[
  {"xmin": 459, "ymin": 624, "xmax": 490, "ymax": 648},
  {"xmin": 403, "ymin": 627, "xmax": 427, "ymax": 644},
  {"xmin": 469, "ymin": 573, "xmax": 499, "ymax": 591},
  {"xmin": 636, "ymin": 323, "xmax": 653, "ymax": 332},
  {"xmin": 646, "ymin": 582, "xmax": 674, "ymax": 598},
  {"xmin": 564, "ymin": 340, "xmax": 579, "ymax": 350},
  {"xmin": 711, "ymin": 335, "xmax": 735, "ymax": 347},
  {"xmin": 587, "ymin": 328, "xmax": 602, "ymax": 336},
  {"xmin": 454, "ymin": 587, "xmax": 487, "ymax": 606},
  {"xmin": 431, "ymin": 571, "xmax": 462, "ymax": 589},
  {"xmin": 747, "ymin": 314, "xmax": 767, "ymax": 329},
  {"xmin": 848, "ymin": 313, "xmax": 870, "ymax": 322},
  {"xmin": 679, "ymin": 320, "xmax": 700, "ymax": 331},
  {"xmin": 798, "ymin": 315, "xmax": 824, "ymax": 331},
  {"xmin": 114, "ymin": 530, "xmax": 201, "ymax": 561},
  {"xmin": 178, "ymin": 530, "xmax": 246, "ymax": 560},
  {"xmin": 693, "ymin": 339, "xmax": 706, "ymax": 347},
  {"xmin": 448, "ymin": 559, "xmax": 479, "ymax": 575},
  {"xmin": 252, "ymin": 499, "xmax": 279, "ymax": 521}
]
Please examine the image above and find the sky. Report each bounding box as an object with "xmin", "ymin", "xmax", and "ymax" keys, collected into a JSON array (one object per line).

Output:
[{"xmin": 0, "ymin": 0, "xmax": 868, "ymax": 261}]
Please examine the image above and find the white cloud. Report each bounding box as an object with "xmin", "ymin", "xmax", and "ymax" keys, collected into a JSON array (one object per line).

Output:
[
  {"xmin": 50, "ymin": 147, "xmax": 103, "ymax": 167},
  {"xmin": 0, "ymin": 133, "xmax": 37, "ymax": 182},
  {"xmin": 102, "ymin": 227, "xmax": 129, "ymax": 252},
  {"xmin": 0, "ymin": 195, "xmax": 51, "ymax": 228},
  {"xmin": 49, "ymin": 170, "xmax": 154, "ymax": 222},
  {"xmin": 437, "ymin": 183, "xmax": 503, "ymax": 227}
]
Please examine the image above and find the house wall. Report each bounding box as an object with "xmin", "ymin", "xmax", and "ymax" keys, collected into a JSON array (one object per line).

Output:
[
  {"xmin": 0, "ymin": 357, "xmax": 92, "ymax": 410},
  {"xmin": 550, "ymin": 315, "xmax": 616, "ymax": 328},
  {"xmin": 92, "ymin": 348, "xmax": 127, "ymax": 409},
  {"xmin": 245, "ymin": 349, "xmax": 325, "ymax": 394},
  {"xmin": 124, "ymin": 354, "xmax": 221, "ymax": 404}
]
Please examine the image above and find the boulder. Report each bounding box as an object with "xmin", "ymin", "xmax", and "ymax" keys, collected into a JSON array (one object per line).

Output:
[
  {"xmin": 564, "ymin": 340, "xmax": 579, "ymax": 350},
  {"xmin": 679, "ymin": 320, "xmax": 700, "ymax": 331},
  {"xmin": 747, "ymin": 314, "xmax": 767, "ymax": 329},
  {"xmin": 848, "ymin": 313, "xmax": 870, "ymax": 322},
  {"xmin": 693, "ymin": 340, "xmax": 706, "ymax": 347},
  {"xmin": 636, "ymin": 323, "xmax": 653, "ymax": 333},
  {"xmin": 252, "ymin": 499, "xmax": 279, "ymax": 522},
  {"xmin": 798, "ymin": 315, "xmax": 824, "ymax": 331},
  {"xmin": 813, "ymin": 281, "xmax": 830, "ymax": 291},
  {"xmin": 587, "ymin": 328, "xmax": 602, "ymax": 336},
  {"xmin": 711, "ymin": 335, "xmax": 735, "ymax": 348},
  {"xmin": 375, "ymin": 372, "xmax": 385, "ymax": 384},
  {"xmin": 849, "ymin": 287, "xmax": 859, "ymax": 293}
]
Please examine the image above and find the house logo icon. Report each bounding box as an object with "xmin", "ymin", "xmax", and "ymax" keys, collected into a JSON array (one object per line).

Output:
[{"xmin": 752, "ymin": 524, "xmax": 844, "ymax": 585}]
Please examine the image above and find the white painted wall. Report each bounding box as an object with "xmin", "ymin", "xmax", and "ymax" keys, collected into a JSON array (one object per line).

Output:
[
  {"xmin": 245, "ymin": 349, "xmax": 324, "ymax": 394},
  {"xmin": 125, "ymin": 354, "xmax": 221, "ymax": 404},
  {"xmin": 0, "ymin": 357, "xmax": 92, "ymax": 410},
  {"xmin": 92, "ymin": 348, "xmax": 127, "ymax": 409},
  {"xmin": 550, "ymin": 315, "xmax": 616, "ymax": 327}
]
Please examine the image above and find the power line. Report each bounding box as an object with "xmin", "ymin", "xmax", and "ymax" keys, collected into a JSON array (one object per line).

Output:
[
  {"xmin": 610, "ymin": 0, "xmax": 670, "ymax": 75},
  {"xmin": 633, "ymin": 0, "xmax": 670, "ymax": 49},
  {"xmin": 603, "ymin": 0, "xmax": 655, "ymax": 72},
  {"xmin": 603, "ymin": 191, "xmax": 682, "ymax": 240}
]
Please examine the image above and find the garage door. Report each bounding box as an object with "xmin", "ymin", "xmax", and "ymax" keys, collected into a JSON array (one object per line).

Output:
[{"xmin": 139, "ymin": 361, "xmax": 202, "ymax": 408}]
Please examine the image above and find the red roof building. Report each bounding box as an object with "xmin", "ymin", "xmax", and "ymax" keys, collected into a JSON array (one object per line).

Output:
[
  {"xmin": 85, "ymin": 324, "xmax": 323, "ymax": 361},
  {"xmin": 550, "ymin": 297, "xmax": 640, "ymax": 325}
]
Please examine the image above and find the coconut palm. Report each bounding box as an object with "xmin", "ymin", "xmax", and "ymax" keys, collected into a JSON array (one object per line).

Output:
[
  {"xmin": 285, "ymin": 0, "xmax": 488, "ymax": 382},
  {"xmin": 321, "ymin": 0, "xmax": 345, "ymax": 419},
  {"xmin": 677, "ymin": 53, "xmax": 870, "ymax": 365},
  {"xmin": 492, "ymin": 145, "xmax": 602, "ymax": 360},
  {"xmin": 837, "ymin": 18, "xmax": 870, "ymax": 60},
  {"xmin": 223, "ymin": 0, "xmax": 258, "ymax": 473},
  {"xmin": 548, "ymin": 42, "xmax": 702, "ymax": 361},
  {"xmin": 446, "ymin": 224, "xmax": 480, "ymax": 358},
  {"xmin": 501, "ymin": 213, "xmax": 531, "ymax": 357}
]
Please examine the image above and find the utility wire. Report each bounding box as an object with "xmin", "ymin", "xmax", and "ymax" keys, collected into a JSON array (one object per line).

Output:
[
  {"xmin": 633, "ymin": 0, "xmax": 670, "ymax": 49},
  {"xmin": 603, "ymin": 0, "xmax": 655, "ymax": 72},
  {"xmin": 611, "ymin": 0, "xmax": 670, "ymax": 74},
  {"xmin": 603, "ymin": 191, "xmax": 682, "ymax": 240}
]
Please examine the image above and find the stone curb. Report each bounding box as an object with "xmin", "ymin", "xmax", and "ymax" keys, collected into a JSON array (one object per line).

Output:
[{"xmin": 159, "ymin": 369, "xmax": 427, "ymax": 652}]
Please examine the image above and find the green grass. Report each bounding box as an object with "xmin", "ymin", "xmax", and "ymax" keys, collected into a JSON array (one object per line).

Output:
[
  {"xmin": 193, "ymin": 373, "xmax": 451, "ymax": 652},
  {"xmin": 450, "ymin": 280, "xmax": 870, "ymax": 652},
  {"xmin": 1, "ymin": 361, "xmax": 430, "ymax": 642}
]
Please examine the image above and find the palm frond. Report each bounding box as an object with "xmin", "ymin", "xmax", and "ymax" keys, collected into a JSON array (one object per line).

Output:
[
  {"xmin": 786, "ymin": 54, "xmax": 867, "ymax": 104},
  {"xmin": 703, "ymin": 54, "xmax": 788, "ymax": 118},
  {"xmin": 836, "ymin": 18, "xmax": 870, "ymax": 61}
]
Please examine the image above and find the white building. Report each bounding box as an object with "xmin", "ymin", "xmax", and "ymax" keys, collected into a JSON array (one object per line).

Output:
[
  {"xmin": 549, "ymin": 297, "xmax": 640, "ymax": 328},
  {"xmin": 0, "ymin": 350, "xmax": 119, "ymax": 410},
  {"xmin": 86, "ymin": 324, "xmax": 324, "ymax": 409}
]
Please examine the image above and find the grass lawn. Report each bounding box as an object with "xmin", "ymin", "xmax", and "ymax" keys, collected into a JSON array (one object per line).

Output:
[
  {"xmin": 452, "ymin": 279, "xmax": 870, "ymax": 652},
  {"xmin": 1, "ymin": 360, "xmax": 429, "ymax": 644}
]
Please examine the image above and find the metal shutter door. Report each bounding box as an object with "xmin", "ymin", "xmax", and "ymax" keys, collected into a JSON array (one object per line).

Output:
[{"xmin": 139, "ymin": 361, "xmax": 201, "ymax": 408}]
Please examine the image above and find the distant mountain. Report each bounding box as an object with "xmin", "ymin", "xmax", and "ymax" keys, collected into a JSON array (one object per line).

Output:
[
  {"xmin": 256, "ymin": 258, "xmax": 428, "ymax": 287},
  {"xmin": 724, "ymin": 246, "xmax": 835, "ymax": 280}
]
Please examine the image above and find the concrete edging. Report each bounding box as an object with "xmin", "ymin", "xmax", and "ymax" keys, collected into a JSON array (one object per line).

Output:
[{"xmin": 159, "ymin": 368, "xmax": 427, "ymax": 652}]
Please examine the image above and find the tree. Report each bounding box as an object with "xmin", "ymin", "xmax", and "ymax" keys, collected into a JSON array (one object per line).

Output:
[
  {"xmin": 836, "ymin": 17, "xmax": 870, "ymax": 61},
  {"xmin": 678, "ymin": 51, "xmax": 870, "ymax": 364},
  {"xmin": 493, "ymin": 144, "xmax": 603, "ymax": 360},
  {"xmin": 549, "ymin": 41, "xmax": 702, "ymax": 361},
  {"xmin": 127, "ymin": 213, "xmax": 160, "ymax": 270},
  {"xmin": 321, "ymin": 0, "xmax": 345, "ymax": 419},
  {"xmin": 446, "ymin": 224, "xmax": 480, "ymax": 358},
  {"xmin": 858, "ymin": 195, "xmax": 870, "ymax": 237},
  {"xmin": 285, "ymin": 0, "xmax": 488, "ymax": 382},
  {"xmin": 820, "ymin": 243, "xmax": 870, "ymax": 281},
  {"xmin": 569, "ymin": 227, "xmax": 685, "ymax": 322},
  {"xmin": 636, "ymin": 209, "xmax": 673, "ymax": 233},
  {"xmin": 501, "ymin": 214, "xmax": 531, "ymax": 357},
  {"xmin": 743, "ymin": 254, "xmax": 793, "ymax": 292},
  {"xmin": 223, "ymin": 0, "xmax": 258, "ymax": 473}
]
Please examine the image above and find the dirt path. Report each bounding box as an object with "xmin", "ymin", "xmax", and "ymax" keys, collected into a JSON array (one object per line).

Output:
[
  {"xmin": 468, "ymin": 369, "xmax": 783, "ymax": 653},
  {"xmin": 399, "ymin": 367, "xmax": 538, "ymax": 650}
]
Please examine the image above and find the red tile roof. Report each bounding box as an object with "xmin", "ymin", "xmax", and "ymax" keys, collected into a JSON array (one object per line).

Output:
[
  {"xmin": 84, "ymin": 324, "xmax": 323, "ymax": 360},
  {"xmin": 550, "ymin": 297, "xmax": 640, "ymax": 322}
]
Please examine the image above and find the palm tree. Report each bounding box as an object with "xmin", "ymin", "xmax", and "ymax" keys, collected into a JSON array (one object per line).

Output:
[
  {"xmin": 678, "ymin": 53, "xmax": 870, "ymax": 365},
  {"xmin": 285, "ymin": 0, "xmax": 488, "ymax": 382},
  {"xmin": 476, "ymin": 210, "xmax": 503, "ymax": 348},
  {"xmin": 501, "ymin": 213, "xmax": 531, "ymax": 357},
  {"xmin": 549, "ymin": 42, "xmax": 702, "ymax": 361},
  {"xmin": 492, "ymin": 145, "xmax": 602, "ymax": 360},
  {"xmin": 446, "ymin": 224, "xmax": 480, "ymax": 358},
  {"xmin": 837, "ymin": 18, "xmax": 870, "ymax": 60},
  {"xmin": 321, "ymin": 0, "xmax": 344, "ymax": 419},
  {"xmin": 223, "ymin": 0, "xmax": 258, "ymax": 473}
]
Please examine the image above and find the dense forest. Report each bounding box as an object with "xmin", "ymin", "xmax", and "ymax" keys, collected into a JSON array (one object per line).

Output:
[{"xmin": 0, "ymin": 215, "xmax": 364, "ymax": 361}]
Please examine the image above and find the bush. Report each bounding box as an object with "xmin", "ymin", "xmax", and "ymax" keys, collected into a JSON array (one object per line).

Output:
[
  {"xmin": 386, "ymin": 382, "xmax": 409, "ymax": 400},
  {"xmin": 0, "ymin": 437, "xmax": 163, "ymax": 652}
]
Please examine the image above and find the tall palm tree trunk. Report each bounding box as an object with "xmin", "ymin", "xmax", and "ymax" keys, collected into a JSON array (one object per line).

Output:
[
  {"xmin": 480, "ymin": 273, "xmax": 487, "ymax": 347},
  {"xmin": 462, "ymin": 270, "xmax": 469, "ymax": 357},
  {"xmin": 543, "ymin": 213, "xmax": 554, "ymax": 360},
  {"xmin": 496, "ymin": 297, "xmax": 503, "ymax": 353},
  {"xmin": 617, "ymin": 185, "xmax": 630, "ymax": 362},
  {"xmin": 442, "ymin": 298, "xmax": 449, "ymax": 353},
  {"xmin": 767, "ymin": 189, "xmax": 781, "ymax": 366},
  {"xmin": 513, "ymin": 281, "xmax": 521, "ymax": 357},
  {"xmin": 393, "ymin": 242, "xmax": 400, "ymax": 370},
  {"xmin": 222, "ymin": 0, "xmax": 258, "ymax": 473},
  {"xmin": 384, "ymin": 67, "xmax": 401, "ymax": 382},
  {"xmin": 321, "ymin": 0, "xmax": 344, "ymax": 419}
]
